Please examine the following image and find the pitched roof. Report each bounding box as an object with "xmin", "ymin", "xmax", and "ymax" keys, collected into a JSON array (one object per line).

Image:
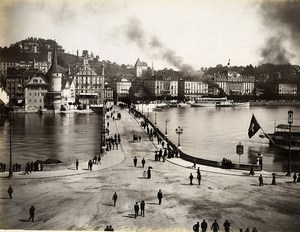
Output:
[
  {"xmin": 135, "ymin": 58, "xmax": 148, "ymax": 67},
  {"xmin": 62, "ymin": 77, "xmax": 73, "ymax": 89},
  {"xmin": 47, "ymin": 49, "xmax": 66, "ymax": 74}
]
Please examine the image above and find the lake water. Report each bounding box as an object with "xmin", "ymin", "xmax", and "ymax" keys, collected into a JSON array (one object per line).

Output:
[{"xmin": 1, "ymin": 106, "xmax": 300, "ymax": 172}]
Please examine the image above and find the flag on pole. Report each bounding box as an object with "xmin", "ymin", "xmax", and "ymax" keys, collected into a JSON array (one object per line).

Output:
[{"xmin": 248, "ymin": 114, "xmax": 261, "ymax": 138}]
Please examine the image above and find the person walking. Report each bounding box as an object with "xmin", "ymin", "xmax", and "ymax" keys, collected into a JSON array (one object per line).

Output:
[
  {"xmin": 140, "ymin": 200, "xmax": 145, "ymax": 217},
  {"xmin": 134, "ymin": 156, "xmax": 137, "ymax": 167},
  {"xmin": 271, "ymin": 173, "xmax": 276, "ymax": 185},
  {"xmin": 157, "ymin": 189, "xmax": 163, "ymax": 205},
  {"xmin": 189, "ymin": 173, "xmax": 194, "ymax": 185},
  {"xmin": 28, "ymin": 205, "xmax": 35, "ymax": 222},
  {"xmin": 201, "ymin": 219, "xmax": 208, "ymax": 232},
  {"xmin": 211, "ymin": 220, "xmax": 220, "ymax": 232},
  {"xmin": 223, "ymin": 219, "xmax": 231, "ymax": 232},
  {"xmin": 297, "ymin": 173, "xmax": 300, "ymax": 182},
  {"xmin": 112, "ymin": 192, "xmax": 118, "ymax": 207},
  {"xmin": 259, "ymin": 174, "xmax": 264, "ymax": 186},
  {"xmin": 293, "ymin": 172, "xmax": 297, "ymax": 183},
  {"xmin": 193, "ymin": 222, "xmax": 200, "ymax": 232},
  {"xmin": 7, "ymin": 185, "xmax": 13, "ymax": 199},
  {"xmin": 76, "ymin": 159, "xmax": 79, "ymax": 170},
  {"xmin": 141, "ymin": 158, "xmax": 145, "ymax": 168},
  {"xmin": 249, "ymin": 165, "xmax": 255, "ymax": 176},
  {"xmin": 134, "ymin": 202, "xmax": 139, "ymax": 219},
  {"xmin": 197, "ymin": 172, "xmax": 201, "ymax": 185},
  {"xmin": 147, "ymin": 167, "xmax": 151, "ymax": 179}
]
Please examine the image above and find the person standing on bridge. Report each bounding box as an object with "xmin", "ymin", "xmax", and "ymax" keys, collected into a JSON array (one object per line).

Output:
[
  {"xmin": 7, "ymin": 185, "xmax": 13, "ymax": 199},
  {"xmin": 259, "ymin": 174, "xmax": 264, "ymax": 186},
  {"xmin": 189, "ymin": 173, "xmax": 194, "ymax": 185},
  {"xmin": 201, "ymin": 219, "xmax": 208, "ymax": 232},
  {"xmin": 157, "ymin": 189, "xmax": 163, "ymax": 205},
  {"xmin": 76, "ymin": 159, "xmax": 79, "ymax": 170},
  {"xmin": 28, "ymin": 205, "xmax": 35, "ymax": 222},
  {"xmin": 211, "ymin": 220, "xmax": 220, "ymax": 232},
  {"xmin": 141, "ymin": 158, "xmax": 145, "ymax": 168},
  {"xmin": 112, "ymin": 192, "xmax": 118, "ymax": 207},
  {"xmin": 134, "ymin": 156, "xmax": 137, "ymax": 167}
]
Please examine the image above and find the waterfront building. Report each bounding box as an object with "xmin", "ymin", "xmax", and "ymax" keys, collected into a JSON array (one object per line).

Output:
[
  {"xmin": 69, "ymin": 58, "xmax": 104, "ymax": 102},
  {"xmin": 178, "ymin": 78, "xmax": 208, "ymax": 99},
  {"xmin": 111, "ymin": 78, "xmax": 132, "ymax": 101},
  {"xmin": 144, "ymin": 76, "xmax": 178, "ymax": 98},
  {"xmin": 104, "ymin": 85, "xmax": 114, "ymax": 102},
  {"xmin": 61, "ymin": 77, "xmax": 76, "ymax": 109},
  {"xmin": 214, "ymin": 71, "xmax": 255, "ymax": 95},
  {"xmin": 24, "ymin": 70, "xmax": 48, "ymax": 111},
  {"xmin": 134, "ymin": 58, "xmax": 148, "ymax": 77}
]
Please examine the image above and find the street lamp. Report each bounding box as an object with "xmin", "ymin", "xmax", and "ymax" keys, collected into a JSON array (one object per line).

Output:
[
  {"xmin": 175, "ymin": 126, "xmax": 183, "ymax": 147},
  {"xmin": 147, "ymin": 108, "xmax": 149, "ymax": 118},
  {"xmin": 165, "ymin": 120, "xmax": 169, "ymax": 137},
  {"xmin": 154, "ymin": 113, "xmax": 157, "ymax": 126},
  {"xmin": 287, "ymin": 109, "xmax": 293, "ymax": 176},
  {"xmin": 8, "ymin": 88, "xmax": 13, "ymax": 178}
]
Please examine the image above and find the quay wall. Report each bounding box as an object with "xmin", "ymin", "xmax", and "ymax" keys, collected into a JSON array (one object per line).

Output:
[{"xmin": 131, "ymin": 108, "xmax": 262, "ymax": 171}]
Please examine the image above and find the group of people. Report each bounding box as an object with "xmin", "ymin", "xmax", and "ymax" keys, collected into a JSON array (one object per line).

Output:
[
  {"xmin": 103, "ymin": 225, "xmax": 114, "ymax": 231},
  {"xmin": 106, "ymin": 134, "xmax": 120, "ymax": 151},
  {"xmin": 134, "ymin": 201, "xmax": 146, "ymax": 218},
  {"xmin": 87, "ymin": 155, "xmax": 101, "ymax": 171},
  {"xmin": 193, "ymin": 219, "xmax": 258, "ymax": 232},
  {"xmin": 189, "ymin": 167, "xmax": 202, "ymax": 185}
]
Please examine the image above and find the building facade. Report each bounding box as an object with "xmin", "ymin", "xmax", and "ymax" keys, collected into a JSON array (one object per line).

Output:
[
  {"xmin": 178, "ymin": 78, "xmax": 208, "ymax": 99},
  {"xmin": 144, "ymin": 76, "xmax": 178, "ymax": 98},
  {"xmin": 112, "ymin": 78, "xmax": 132, "ymax": 101},
  {"xmin": 134, "ymin": 58, "xmax": 148, "ymax": 77},
  {"xmin": 25, "ymin": 73, "xmax": 48, "ymax": 111}
]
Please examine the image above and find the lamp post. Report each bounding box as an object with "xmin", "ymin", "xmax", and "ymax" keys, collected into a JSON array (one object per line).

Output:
[
  {"xmin": 175, "ymin": 126, "xmax": 183, "ymax": 148},
  {"xmin": 8, "ymin": 87, "xmax": 13, "ymax": 178},
  {"xmin": 154, "ymin": 113, "xmax": 157, "ymax": 126},
  {"xmin": 287, "ymin": 109, "xmax": 293, "ymax": 176},
  {"xmin": 165, "ymin": 120, "xmax": 169, "ymax": 137}
]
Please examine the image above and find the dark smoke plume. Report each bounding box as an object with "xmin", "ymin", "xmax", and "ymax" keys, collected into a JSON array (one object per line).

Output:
[
  {"xmin": 258, "ymin": 1, "xmax": 300, "ymax": 64},
  {"xmin": 125, "ymin": 18, "xmax": 202, "ymax": 77}
]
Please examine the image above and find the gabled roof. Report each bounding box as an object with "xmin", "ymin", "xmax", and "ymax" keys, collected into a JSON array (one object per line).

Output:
[
  {"xmin": 62, "ymin": 77, "xmax": 73, "ymax": 89},
  {"xmin": 135, "ymin": 58, "xmax": 148, "ymax": 67}
]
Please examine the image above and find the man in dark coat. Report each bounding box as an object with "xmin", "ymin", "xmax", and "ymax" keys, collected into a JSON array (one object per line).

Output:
[
  {"xmin": 147, "ymin": 168, "xmax": 151, "ymax": 179},
  {"xmin": 211, "ymin": 220, "xmax": 219, "ymax": 232},
  {"xmin": 193, "ymin": 222, "xmax": 200, "ymax": 232},
  {"xmin": 201, "ymin": 219, "xmax": 208, "ymax": 232},
  {"xmin": 112, "ymin": 192, "xmax": 118, "ymax": 207},
  {"xmin": 141, "ymin": 158, "xmax": 145, "ymax": 168},
  {"xmin": 134, "ymin": 202, "xmax": 139, "ymax": 219},
  {"xmin": 133, "ymin": 157, "xmax": 137, "ymax": 167},
  {"xmin": 189, "ymin": 173, "xmax": 194, "ymax": 185},
  {"xmin": 197, "ymin": 172, "xmax": 201, "ymax": 185},
  {"xmin": 28, "ymin": 205, "xmax": 35, "ymax": 222},
  {"xmin": 157, "ymin": 190, "xmax": 163, "ymax": 205},
  {"xmin": 140, "ymin": 200, "xmax": 145, "ymax": 217},
  {"xmin": 223, "ymin": 219, "xmax": 231, "ymax": 232},
  {"xmin": 7, "ymin": 185, "xmax": 13, "ymax": 199},
  {"xmin": 76, "ymin": 159, "xmax": 79, "ymax": 170},
  {"xmin": 259, "ymin": 174, "xmax": 264, "ymax": 186},
  {"xmin": 293, "ymin": 172, "xmax": 297, "ymax": 183}
]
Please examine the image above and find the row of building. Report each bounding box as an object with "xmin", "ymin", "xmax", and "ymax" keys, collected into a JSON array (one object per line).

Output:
[{"xmin": 1, "ymin": 50, "xmax": 300, "ymax": 112}]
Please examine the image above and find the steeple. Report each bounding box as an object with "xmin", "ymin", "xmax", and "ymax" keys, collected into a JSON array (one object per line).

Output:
[
  {"xmin": 47, "ymin": 48, "xmax": 59, "ymax": 74},
  {"xmin": 102, "ymin": 62, "xmax": 105, "ymax": 76}
]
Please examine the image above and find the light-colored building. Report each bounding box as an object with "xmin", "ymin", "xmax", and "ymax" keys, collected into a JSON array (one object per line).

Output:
[
  {"xmin": 112, "ymin": 78, "xmax": 132, "ymax": 101},
  {"xmin": 214, "ymin": 71, "xmax": 255, "ymax": 95},
  {"xmin": 69, "ymin": 58, "xmax": 104, "ymax": 100},
  {"xmin": 61, "ymin": 77, "xmax": 76, "ymax": 109},
  {"xmin": 134, "ymin": 58, "xmax": 148, "ymax": 77},
  {"xmin": 25, "ymin": 72, "xmax": 48, "ymax": 111},
  {"xmin": 144, "ymin": 76, "xmax": 178, "ymax": 97},
  {"xmin": 278, "ymin": 83, "xmax": 297, "ymax": 95},
  {"xmin": 178, "ymin": 78, "xmax": 208, "ymax": 98}
]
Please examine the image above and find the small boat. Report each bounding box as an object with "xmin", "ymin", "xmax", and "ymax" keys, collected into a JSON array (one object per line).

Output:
[
  {"xmin": 215, "ymin": 101, "xmax": 250, "ymax": 107},
  {"xmin": 168, "ymin": 100, "xmax": 178, "ymax": 107},
  {"xmin": 266, "ymin": 124, "xmax": 300, "ymax": 151}
]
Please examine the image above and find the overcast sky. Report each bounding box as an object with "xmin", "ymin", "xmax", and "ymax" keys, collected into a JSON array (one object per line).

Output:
[{"xmin": 0, "ymin": 0, "xmax": 299, "ymax": 70}]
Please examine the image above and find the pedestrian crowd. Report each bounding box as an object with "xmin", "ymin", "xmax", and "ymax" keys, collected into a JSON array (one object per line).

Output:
[{"xmin": 193, "ymin": 219, "xmax": 258, "ymax": 232}]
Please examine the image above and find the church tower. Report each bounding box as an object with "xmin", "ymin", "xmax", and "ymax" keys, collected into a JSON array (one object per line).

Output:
[{"xmin": 47, "ymin": 49, "xmax": 63, "ymax": 110}]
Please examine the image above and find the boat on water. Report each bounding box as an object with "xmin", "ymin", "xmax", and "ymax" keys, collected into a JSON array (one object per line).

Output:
[
  {"xmin": 167, "ymin": 100, "xmax": 190, "ymax": 108},
  {"xmin": 155, "ymin": 101, "xmax": 168, "ymax": 108},
  {"xmin": 89, "ymin": 104, "xmax": 104, "ymax": 113},
  {"xmin": 189, "ymin": 97, "xmax": 229, "ymax": 107},
  {"xmin": 266, "ymin": 124, "xmax": 300, "ymax": 151},
  {"xmin": 189, "ymin": 97, "xmax": 249, "ymax": 107}
]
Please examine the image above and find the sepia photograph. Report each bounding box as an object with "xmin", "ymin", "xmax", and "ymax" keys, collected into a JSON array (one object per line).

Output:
[{"xmin": 0, "ymin": 0, "xmax": 300, "ymax": 231}]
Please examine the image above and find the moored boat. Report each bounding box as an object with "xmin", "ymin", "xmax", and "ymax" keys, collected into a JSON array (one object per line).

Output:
[
  {"xmin": 189, "ymin": 97, "xmax": 228, "ymax": 107},
  {"xmin": 267, "ymin": 124, "xmax": 300, "ymax": 151}
]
